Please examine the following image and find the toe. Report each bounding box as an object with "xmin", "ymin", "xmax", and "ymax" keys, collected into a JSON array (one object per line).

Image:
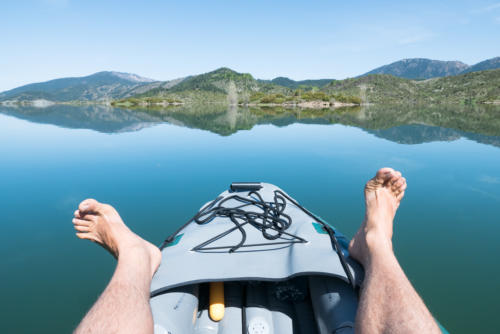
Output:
[
  {"xmin": 390, "ymin": 175, "xmax": 401, "ymax": 187},
  {"xmin": 393, "ymin": 177, "xmax": 405, "ymax": 189},
  {"xmin": 396, "ymin": 182, "xmax": 407, "ymax": 196},
  {"xmin": 79, "ymin": 199, "xmax": 100, "ymax": 213},
  {"xmin": 80, "ymin": 214, "xmax": 97, "ymax": 222},
  {"xmin": 395, "ymin": 177, "xmax": 407, "ymax": 193},
  {"xmin": 72, "ymin": 218, "xmax": 89, "ymax": 226},
  {"xmin": 389, "ymin": 171, "xmax": 401, "ymax": 180},
  {"xmin": 396, "ymin": 191, "xmax": 405, "ymax": 202},
  {"xmin": 374, "ymin": 167, "xmax": 395, "ymax": 184},
  {"xmin": 394, "ymin": 177, "xmax": 406, "ymax": 191},
  {"xmin": 74, "ymin": 225, "xmax": 90, "ymax": 232},
  {"xmin": 398, "ymin": 177, "xmax": 406, "ymax": 187},
  {"xmin": 100, "ymin": 203, "xmax": 115, "ymax": 215}
]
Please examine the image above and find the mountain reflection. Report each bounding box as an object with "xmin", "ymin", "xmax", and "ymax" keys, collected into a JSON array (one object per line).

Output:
[{"xmin": 1, "ymin": 103, "xmax": 500, "ymax": 147}]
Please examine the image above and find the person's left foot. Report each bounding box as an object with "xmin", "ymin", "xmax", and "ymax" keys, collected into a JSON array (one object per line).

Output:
[{"xmin": 72, "ymin": 199, "xmax": 161, "ymax": 276}]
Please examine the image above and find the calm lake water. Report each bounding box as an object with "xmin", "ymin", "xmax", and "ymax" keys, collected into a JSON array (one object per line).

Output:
[{"xmin": 1, "ymin": 104, "xmax": 500, "ymax": 333}]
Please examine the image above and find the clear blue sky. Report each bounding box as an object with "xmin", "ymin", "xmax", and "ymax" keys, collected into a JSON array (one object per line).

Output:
[{"xmin": 1, "ymin": 0, "xmax": 500, "ymax": 91}]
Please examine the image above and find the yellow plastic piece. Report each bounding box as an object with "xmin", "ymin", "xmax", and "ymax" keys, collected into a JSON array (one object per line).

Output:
[{"xmin": 209, "ymin": 282, "xmax": 225, "ymax": 322}]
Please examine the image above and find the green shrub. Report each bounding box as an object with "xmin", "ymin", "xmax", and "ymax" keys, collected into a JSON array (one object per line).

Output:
[{"xmin": 250, "ymin": 92, "xmax": 265, "ymax": 101}]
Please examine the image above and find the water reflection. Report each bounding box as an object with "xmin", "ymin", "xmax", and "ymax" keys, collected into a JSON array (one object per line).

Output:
[
  {"xmin": 1, "ymin": 103, "xmax": 500, "ymax": 146},
  {"xmin": 1, "ymin": 102, "xmax": 500, "ymax": 334}
]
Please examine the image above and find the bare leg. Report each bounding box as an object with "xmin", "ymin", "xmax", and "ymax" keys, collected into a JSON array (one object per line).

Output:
[
  {"xmin": 349, "ymin": 168, "xmax": 440, "ymax": 334},
  {"xmin": 72, "ymin": 199, "xmax": 161, "ymax": 334}
]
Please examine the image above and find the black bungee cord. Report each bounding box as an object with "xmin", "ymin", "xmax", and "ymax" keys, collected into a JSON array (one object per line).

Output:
[
  {"xmin": 161, "ymin": 191, "xmax": 295, "ymax": 251},
  {"xmin": 160, "ymin": 187, "xmax": 356, "ymax": 289}
]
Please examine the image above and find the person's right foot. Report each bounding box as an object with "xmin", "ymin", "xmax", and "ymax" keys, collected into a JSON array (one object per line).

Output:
[
  {"xmin": 348, "ymin": 168, "xmax": 407, "ymax": 267},
  {"xmin": 72, "ymin": 199, "xmax": 161, "ymax": 277}
]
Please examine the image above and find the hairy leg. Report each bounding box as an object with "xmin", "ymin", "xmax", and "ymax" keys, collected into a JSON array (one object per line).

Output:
[
  {"xmin": 349, "ymin": 168, "xmax": 440, "ymax": 334},
  {"xmin": 72, "ymin": 199, "xmax": 161, "ymax": 334}
]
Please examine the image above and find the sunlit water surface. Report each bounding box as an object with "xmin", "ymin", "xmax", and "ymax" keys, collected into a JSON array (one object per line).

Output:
[{"xmin": 1, "ymin": 105, "xmax": 500, "ymax": 333}]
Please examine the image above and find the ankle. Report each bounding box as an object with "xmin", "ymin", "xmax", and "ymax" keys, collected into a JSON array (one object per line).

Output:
[
  {"xmin": 364, "ymin": 228, "xmax": 393, "ymax": 259},
  {"xmin": 117, "ymin": 240, "xmax": 150, "ymax": 259}
]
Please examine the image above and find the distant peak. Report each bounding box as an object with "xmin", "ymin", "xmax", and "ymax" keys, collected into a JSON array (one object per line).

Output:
[
  {"xmin": 108, "ymin": 71, "xmax": 156, "ymax": 83},
  {"xmin": 272, "ymin": 76, "xmax": 293, "ymax": 81},
  {"xmin": 203, "ymin": 67, "xmax": 254, "ymax": 80},
  {"xmin": 394, "ymin": 58, "xmax": 467, "ymax": 65},
  {"xmin": 401, "ymin": 58, "xmax": 431, "ymax": 62},
  {"xmin": 211, "ymin": 67, "xmax": 238, "ymax": 74},
  {"xmin": 362, "ymin": 58, "xmax": 470, "ymax": 79}
]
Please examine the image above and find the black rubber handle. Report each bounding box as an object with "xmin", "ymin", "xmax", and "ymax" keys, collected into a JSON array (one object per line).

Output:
[{"xmin": 230, "ymin": 182, "xmax": 262, "ymax": 192}]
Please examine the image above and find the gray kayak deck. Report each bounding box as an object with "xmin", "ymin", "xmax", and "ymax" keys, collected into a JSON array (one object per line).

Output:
[{"xmin": 151, "ymin": 183, "xmax": 363, "ymax": 295}]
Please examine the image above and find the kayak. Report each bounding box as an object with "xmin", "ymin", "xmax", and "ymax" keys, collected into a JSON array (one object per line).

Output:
[{"xmin": 150, "ymin": 182, "xmax": 364, "ymax": 334}]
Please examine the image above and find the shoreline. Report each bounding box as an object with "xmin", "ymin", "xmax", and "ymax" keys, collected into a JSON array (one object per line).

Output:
[
  {"xmin": 240, "ymin": 101, "xmax": 361, "ymax": 108},
  {"xmin": 2, "ymin": 99, "xmax": 499, "ymax": 109},
  {"xmin": 0, "ymin": 99, "xmax": 362, "ymax": 109}
]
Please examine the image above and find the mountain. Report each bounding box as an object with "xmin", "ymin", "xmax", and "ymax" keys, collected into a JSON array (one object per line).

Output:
[
  {"xmin": 259, "ymin": 77, "xmax": 333, "ymax": 89},
  {"xmin": 361, "ymin": 58, "xmax": 469, "ymax": 79},
  {"xmin": 113, "ymin": 69, "xmax": 363, "ymax": 107},
  {"xmin": 0, "ymin": 71, "xmax": 157, "ymax": 102},
  {"xmin": 118, "ymin": 66, "xmax": 500, "ymax": 106},
  {"xmin": 164, "ymin": 69, "xmax": 331, "ymax": 93},
  {"xmin": 325, "ymin": 69, "xmax": 500, "ymax": 104},
  {"xmin": 168, "ymin": 67, "xmax": 259, "ymax": 93},
  {"xmin": 460, "ymin": 57, "xmax": 500, "ymax": 74},
  {"xmin": 3, "ymin": 57, "xmax": 500, "ymax": 105},
  {"xmin": 0, "ymin": 68, "xmax": 331, "ymax": 105},
  {"xmin": 124, "ymin": 67, "xmax": 291, "ymax": 104}
]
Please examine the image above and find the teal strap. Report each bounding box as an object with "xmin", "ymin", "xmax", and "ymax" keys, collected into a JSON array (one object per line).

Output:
[{"xmin": 437, "ymin": 319, "xmax": 449, "ymax": 333}]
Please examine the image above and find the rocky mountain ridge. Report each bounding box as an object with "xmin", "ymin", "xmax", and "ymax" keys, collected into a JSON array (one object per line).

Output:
[{"xmin": 1, "ymin": 57, "xmax": 499, "ymax": 103}]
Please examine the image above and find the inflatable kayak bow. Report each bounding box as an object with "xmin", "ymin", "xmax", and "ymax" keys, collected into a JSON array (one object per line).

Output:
[{"xmin": 150, "ymin": 182, "xmax": 364, "ymax": 334}]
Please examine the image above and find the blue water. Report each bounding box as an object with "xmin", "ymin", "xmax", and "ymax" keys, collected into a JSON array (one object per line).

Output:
[{"xmin": 1, "ymin": 105, "xmax": 500, "ymax": 333}]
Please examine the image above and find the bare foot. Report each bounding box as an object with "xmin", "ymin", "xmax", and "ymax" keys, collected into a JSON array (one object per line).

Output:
[
  {"xmin": 349, "ymin": 168, "xmax": 407, "ymax": 267},
  {"xmin": 72, "ymin": 199, "xmax": 161, "ymax": 276}
]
